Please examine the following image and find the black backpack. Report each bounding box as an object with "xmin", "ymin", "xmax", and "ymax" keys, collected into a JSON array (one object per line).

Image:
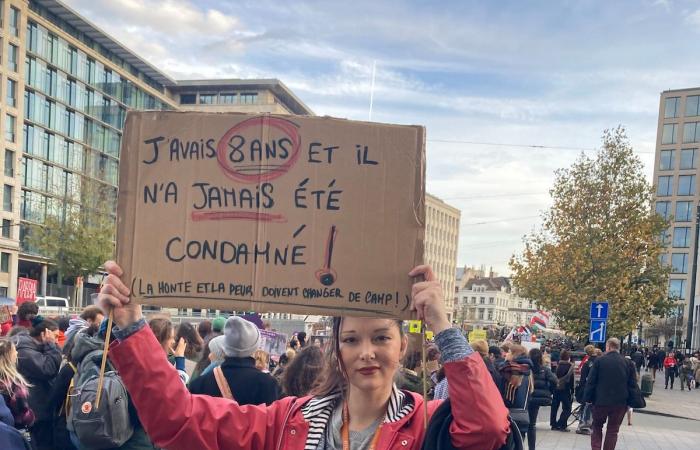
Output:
[{"xmin": 420, "ymin": 399, "xmax": 523, "ymax": 450}]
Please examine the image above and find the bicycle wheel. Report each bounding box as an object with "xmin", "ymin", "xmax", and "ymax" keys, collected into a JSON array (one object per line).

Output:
[{"xmin": 567, "ymin": 404, "xmax": 582, "ymax": 427}]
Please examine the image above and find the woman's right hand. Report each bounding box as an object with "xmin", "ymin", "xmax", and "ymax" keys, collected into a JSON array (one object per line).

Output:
[{"xmin": 99, "ymin": 260, "xmax": 143, "ymax": 329}]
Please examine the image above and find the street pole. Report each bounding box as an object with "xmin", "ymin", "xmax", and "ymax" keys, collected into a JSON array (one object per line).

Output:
[{"xmin": 686, "ymin": 204, "xmax": 700, "ymax": 349}]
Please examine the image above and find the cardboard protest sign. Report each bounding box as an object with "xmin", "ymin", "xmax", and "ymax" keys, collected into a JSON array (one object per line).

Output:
[{"xmin": 117, "ymin": 112, "xmax": 425, "ymax": 319}]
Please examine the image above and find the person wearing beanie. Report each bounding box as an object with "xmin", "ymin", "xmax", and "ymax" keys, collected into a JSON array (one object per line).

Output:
[
  {"xmin": 189, "ymin": 317, "xmax": 281, "ymax": 404},
  {"xmin": 211, "ymin": 316, "xmax": 226, "ymax": 336}
]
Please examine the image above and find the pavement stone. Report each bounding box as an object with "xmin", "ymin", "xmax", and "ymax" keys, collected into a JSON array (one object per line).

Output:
[{"xmin": 637, "ymin": 370, "xmax": 700, "ymax": 420}]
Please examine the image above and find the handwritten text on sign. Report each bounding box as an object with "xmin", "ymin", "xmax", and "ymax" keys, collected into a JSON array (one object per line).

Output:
[{"xmin": 117, "ymin": 112, "xmax": 425, "ymax": 318}]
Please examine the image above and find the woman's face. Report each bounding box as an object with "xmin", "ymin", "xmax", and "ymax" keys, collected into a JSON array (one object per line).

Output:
[{"xmin": 338, "ymin": 317, "xmax": 407, "ymax": 394}]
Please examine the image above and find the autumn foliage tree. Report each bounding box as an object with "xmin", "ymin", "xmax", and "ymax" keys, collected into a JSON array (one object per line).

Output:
[{"xmin": 510, "ymin": 128, "xmax": 673, "ymax": 339}]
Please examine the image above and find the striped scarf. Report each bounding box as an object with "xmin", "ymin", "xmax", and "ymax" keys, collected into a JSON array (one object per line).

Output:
[{"xmin": 300, "ymin": 385, "xmax": 414, "ymax": 450}]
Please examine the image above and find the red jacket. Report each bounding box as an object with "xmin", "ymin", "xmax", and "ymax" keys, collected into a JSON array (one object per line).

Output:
[
  {"xmin": 110, "ymin": 326, "xmax": 509, "ymax": 450},
  {"xmin": 663, "ymin": 356, "xmax": 676, "ymax": 368}
]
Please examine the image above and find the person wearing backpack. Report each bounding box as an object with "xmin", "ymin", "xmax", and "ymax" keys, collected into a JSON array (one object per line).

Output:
[
  {"xmin": 550, "ymin": 350, "xmax": 574, "ymax": 431},
  {"xmin": 526, "ymin": 348, "xmax": 555, "ymax": 450},
  {"xmin": 679, "ymin": 354, "xmax": 693, "ymax": 391},
  {"xmin": 15, "ymin": 319, "xmax": 61, "ymax": 450}
]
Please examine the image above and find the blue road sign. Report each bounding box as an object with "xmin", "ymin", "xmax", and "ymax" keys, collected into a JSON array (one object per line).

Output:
[
  {"xmin": 590, "ymin": 302, "xmax": 609, "ymax": 320},
  {"xmin": 589, "ymin": 319, "xmax": 607, "ymax": 343}
]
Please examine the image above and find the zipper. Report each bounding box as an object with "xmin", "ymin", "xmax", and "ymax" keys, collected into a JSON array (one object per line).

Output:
[{"xmin": 276, "ymin": 399, "xmax": 297, "ymax": 450}]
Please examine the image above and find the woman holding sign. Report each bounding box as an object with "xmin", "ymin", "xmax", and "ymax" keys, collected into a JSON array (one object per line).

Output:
[{"xmin": 98, "ymin": 261, "xmax": 509, "ymax": 450}]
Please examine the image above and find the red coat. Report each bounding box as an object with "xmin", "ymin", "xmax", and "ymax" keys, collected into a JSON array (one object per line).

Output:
[
  {"xmin": 663, "ymin": 356, "xmax": 676, "ymax": 368},
  {"xmin": 110, "ymin": 326, "xmax": 509, "ymax": 450}
]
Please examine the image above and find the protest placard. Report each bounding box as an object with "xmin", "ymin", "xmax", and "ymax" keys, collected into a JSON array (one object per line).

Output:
[
  {"xmin": 117, "ymin": 112, "xmax": 425, "ymax": 319},
  {"xmin": 259, "ymin": 330, "xmax": 288, "ymax": 356}
]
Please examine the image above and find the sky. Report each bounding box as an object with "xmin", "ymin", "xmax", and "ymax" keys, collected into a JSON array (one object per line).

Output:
[{"xmin": 64, "ymin": 0, "xmax": 700, "ymax": 275}]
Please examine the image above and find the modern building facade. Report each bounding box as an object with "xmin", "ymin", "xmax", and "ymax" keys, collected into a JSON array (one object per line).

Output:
[
  {"xmin": 0, "ymin": 0, "xmax": 312, "ymax": 302},
  {"xmin": 654, "ymin": 87, "xmax": 700, "ymax": 349},
  {"xmin": 424, "ymin": 193, "xmax": 461, "ymax": 322}
]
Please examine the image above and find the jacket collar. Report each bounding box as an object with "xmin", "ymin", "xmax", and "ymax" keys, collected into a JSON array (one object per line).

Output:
[{"xmin": 221, "ymin": 356, "xmax": 256, "ymax": 368}]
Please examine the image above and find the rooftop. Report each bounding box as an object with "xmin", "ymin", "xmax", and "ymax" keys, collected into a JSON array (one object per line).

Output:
[
  {"xmin": 463, "ymin": 276, "xmax": 511, "ymax": 292},
  {"xmin": 37, "ymin": 0, "xmax": 176, "ymax": 87},
  {"xmin": 173, "ymin": 79, "xmax": 314, "ymax": 115}
]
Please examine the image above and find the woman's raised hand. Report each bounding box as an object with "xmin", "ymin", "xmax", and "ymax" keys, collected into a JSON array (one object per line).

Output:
[
  {"xmin": 98, "ymin": 260, "xmax": 143, "ymax": 328},
  {"xmin": 409, "ymin": 265, "xmax": 451, "ymax": 334}
]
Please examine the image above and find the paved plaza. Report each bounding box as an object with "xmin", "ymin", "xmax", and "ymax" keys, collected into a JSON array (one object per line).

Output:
[{"xmin": 536, "ymin": 374, "xmax": 700, "ymax": 449}]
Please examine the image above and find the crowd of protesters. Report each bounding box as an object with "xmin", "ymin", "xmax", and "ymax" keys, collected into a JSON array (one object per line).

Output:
[
  {"xmin": 3, "ymin": 278, "xmax": 699, "ymax": 450},
  {"xmin": 0, "ymin": 262, "xmax": 512, "ymax": 450}
]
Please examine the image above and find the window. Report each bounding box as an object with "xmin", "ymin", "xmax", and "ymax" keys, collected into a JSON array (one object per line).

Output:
[
  {"xmin": 1, "ymin": 219, "xmax": 9, "ymax": 239},
  {"xmin": 479, "ymin": 297, "xmax": 485, "ymax": 304},
  {"xmin": 478, "ymin": 309, "xmax": 484, "ymax": 320},
  {"xmin": 681, "ymin": 148, "xmax": 698, "ymax": 169},
  {"xmin": 657, "ymin": 176, "xmax": 673, "ymax": 196},
  {"xmin": 487, "ymin": 310, "xmax": 493, "ymax": 321},
  {"xmin": 3, "ymin": 184, "xmax": 12, "ymax": 212},
  {"xmin": 665, "ymin": 97, "xmax": 680, "ymax": 118},
  {"xmin": 656, "ymin": 201, "xmax": 671, "ymax": 220},
  {"xmin": 662, "ymin": 124, "xmax": 677, "ymax": 144},
  {"xmin": 180, "ymin": 94, "xmax": 196, "ymax": 104},
  {"xmin": 471, "ymin": 296, "xmax": 476, "ymax": 304},
  {"xmin": 660, "ymin": 150, "xmax": 674, "ymax": 170},
  {"xmin": 660, "ymin": 229, "xmax": 671, "ymax": 246},
  {"xmin": 669, "ymin": 279, "xmax": 686, "ymax": 300},
  {"xmin": 675, "ymin": 201, "xmax": 693, "ymax": 222},
  {"xmin": 660, "ymin": 253, "xmax": 669, "ymax": 267},
  {"xmin": 220, "ymin": 93, "xmax": 236, "ymax": 104},
  {"xmin": 687, "ymin": 96, "xmax": 700, "ymax": 117},
  {"xmin": 4, "ymin": 115, "xmax": 15, "ymax": 143},
  {"xmin": 678, "ymin": 175, "xmax": 696, "ymax": 196},
  {"xmin": 240, "ymin": 93, "xmax": 257, "ymax": 104},
  {"xmin": 199, "ymin": 94, "xmax": 216, "ymax": 105},
  {"xmin": 684, "ymin": 122, "xmax": 700, "ymax": 143},
  {"xmin": 671, "ymin": 253, "xmax": 688, "ymax": 273},
  {"xmin": 4, "ymin": 149, "xmax": 13, "ymax": 177},
  {"xmin": 0, "ymin": 252, "xmax": 8, "ymax": 272},
  {"xmin": 673, "ymin": 227, "xmax": 691, "ymax": 247},
  {"xmin": 9, "ymin": 6, "xmax": 19, "ymax": 37},
  {"xmin": 7, "ymin": 43, "xmax": 17, "ymax": 72},
  {"xmin": 6, "ymin": 78, "xmax": 16, "ymax": 107}
]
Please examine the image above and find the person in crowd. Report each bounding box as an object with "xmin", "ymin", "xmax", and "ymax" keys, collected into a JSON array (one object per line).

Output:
[
  {"xmin": 280, "ymin": 345, "xmax": 324, "ymax": 397},
  {"xmin": 176, "ymin": 322, "xmax": 204, "ymax": 361},
  {"xmin": 499, "ymin": 344, "xmax": 532, "ymax": 438},
  {"xmin": 149, "ymin": 317, "xmax": 188, "ymax": 384},
  {"xmin": 191, "ymin": 334, "xmax": 226, "ymax": 381},
  {"xmin": 296, "ymin": 331, "xmax": 307, "ymax": 348},
  {"xmin": 0, "ymin": 394, "xmax": 30, "ymax": 450},
  {"xmin": 472, "ymin": 339, "xmax": 501, "ymax": 388},
  {"xmin": 55, "ymin": 317, "xmax": 70, "ymax": 349},
  {"xmin": 489, "ymin": 345, "xmax": 506, "ymax": 369},
  {"xmin": 253, "ymin": 349, "xmax": 271, "ymax": 373},
  {"xmin": 99, "ymin": 261, "xmax": 510, "ymax": 450},
  {"xmin": 211, "ymin": 316, "xmax": 226, "ymax": 339},
  {"xmin": 630, "ymin": 347, "xmax": 644, "ymax": 375},
  {"xmin": 550, "ymin": 349, "xmax": 575, "ymax": 431},
  {"xmin": 584, "ymin": 338, "xmax": 637, "ymax": 450},
  {"xmin": 188, "ymin": 316, "xmax": 281, "ymax": 404},
  {"xmin": 271, "ymin": 349, "xmax": 296, "ymax": 380},
  {"xmin": 15, "ymin": 319, "xmax": 61, "ymax": 449},
  {"xmin": 550, "ymin": 347, "xmax": 561, "ymax": 371},
  {"xmin": 15, "ymin": 303, "xmax": 39, "ymax": 330},
  {"xmin": 526, "ymin": 348, "xmax": 556, "ymax": 450},
  {"xmin": 397, "ymin": 350, "xmax": 424, "ymax": 394},
  {"xmin": 691, "ymin": 353, "xmax": 700, "ymax": 389},
  {"xmin": 646, "ymin": 348, "xmax": 659, "ymax": 381},
  {"xmin": 679, "ymin": 353, "xmax": 693, "ymax": 391},
  {"xmin": 575, "ymin": 345, "xmax": 597, "ymax": 435},
  {"xmin": 0, "ymin": 339, "xmax": 34, "ymax": 430},
  {"xmin": 663, "ymin": 351, "xmax": 677, "ymax": 389},
  {"xmin": 64, "ymin": 305, "xmax": 105, "ymax": 348},
  {"xmin": 0, "ymin": 304, "xmax": 18, "ymax": 337},
  {"xmin": 198, "ymin": 320, "xmax": 212, "ymax": 342}
]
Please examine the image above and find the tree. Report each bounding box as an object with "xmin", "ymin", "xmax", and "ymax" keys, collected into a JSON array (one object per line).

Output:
[
  {"xmin": 509, "ymin": 127, "xmax": 673, "ymax": 339},
  {"xmin": 26, "ymin": 178, "xmax": 116, "ymax": 292}
]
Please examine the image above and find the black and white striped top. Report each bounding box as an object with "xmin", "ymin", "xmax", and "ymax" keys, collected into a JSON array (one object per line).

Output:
[{"xmin": 300, "ymin": 385, "xmax": 415, "ymax": 450}]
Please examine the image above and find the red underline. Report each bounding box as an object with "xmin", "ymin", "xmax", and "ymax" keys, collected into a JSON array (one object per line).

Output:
[{"xmin": 190, "ymin": 211, "xmax": 287, "ymax": 223}]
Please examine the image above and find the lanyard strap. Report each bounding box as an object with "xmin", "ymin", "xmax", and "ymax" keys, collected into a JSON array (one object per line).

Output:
[{"xmin": 342, "ymin": 402, "xmax": 384, "ymax": 450}]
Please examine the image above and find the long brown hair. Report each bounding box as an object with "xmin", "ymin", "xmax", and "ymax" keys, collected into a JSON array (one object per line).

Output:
[
  {"xmin": 148, "ymin": 318, "xmax": 173, "ymax": 353},
  {"xmin": 312, "ymin": 317, "xmax": 403, "ymax": 397},
  {"xmin": 282, "ymin": 346, "xmax": 323, "ymax": 397}
]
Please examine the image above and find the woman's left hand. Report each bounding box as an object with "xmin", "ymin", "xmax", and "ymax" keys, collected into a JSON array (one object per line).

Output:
[{"xmin": 409, "ymin": 265, "xmax": 451, "ymax": 334}]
